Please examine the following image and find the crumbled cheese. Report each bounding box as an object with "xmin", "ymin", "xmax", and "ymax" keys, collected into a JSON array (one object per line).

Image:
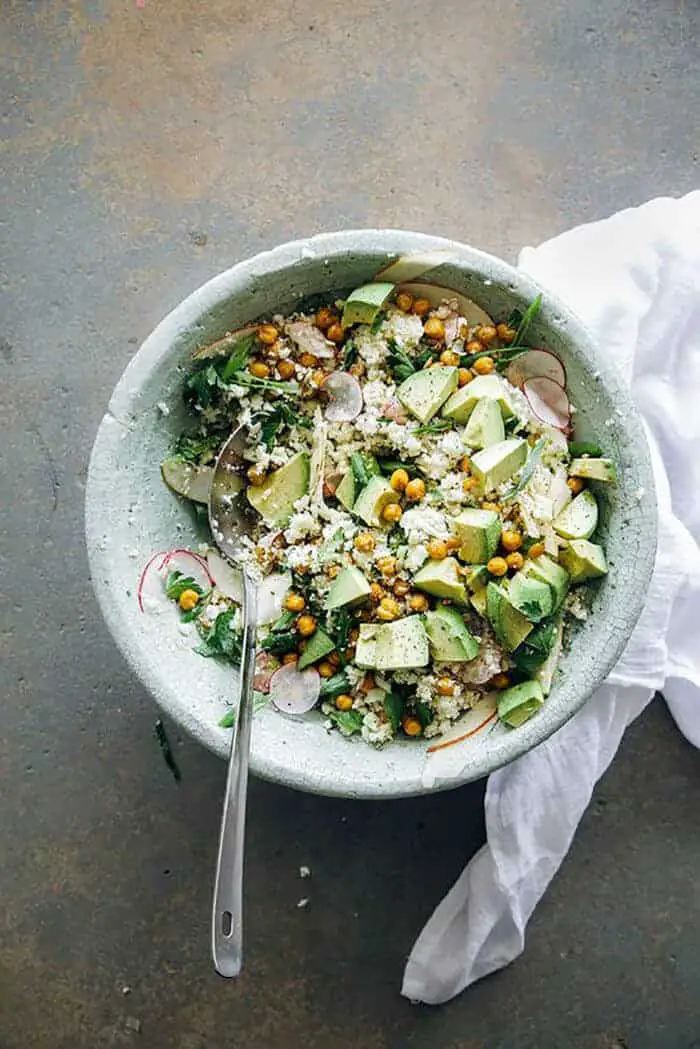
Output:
[{"xmin": 400, "ymin": 507, "xmax": 450, "ymax": 544}]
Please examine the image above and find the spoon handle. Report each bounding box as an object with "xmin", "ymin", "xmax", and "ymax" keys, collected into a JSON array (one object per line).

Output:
[{"xmin": 211, "ymin": 572, "xmax": 257, "ymax": 978}]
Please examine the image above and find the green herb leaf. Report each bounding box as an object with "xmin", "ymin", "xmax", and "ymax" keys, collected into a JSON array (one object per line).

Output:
[
  {"xmin": 195, "ymin": 609, "xmax": 242, "ymax": 664},
  {"xmin": 513, "ymin": 619, "xmax": 557, "ymax": 674},
  {"xmin": 383, "ymin": 692, "xmax": 404, "ymax": 732},
  {"xmin": 260, "ymin": 628, "xmax": 298, "ymax": 656},
  {"xmin": 414, "ymin": 419, "xmax": 452, "ymax": 436},
  {"xmin": 221, "ymin": 333, "xmax": 255, "ymax": 380},
  {"xmin": 343, "ymin": 339, "xmax": 358, "ymax": 369},
  {"xmin": 387, "ymin": 344, "xmax": 417, "ymax": 382},
  {"xmin": 328, "ymin": 708, "xmax": 364, "ymax": 735},
  {"xmin": 513, "ymin": 294, "xmax": 542, "ymax": 348},
  {"xmin": 369, "ymin": 310, "xmax": 385, "ymax": 334},
  {"xmin": 219, "ymin": 691, "xmax": 270, "ymax": 728},
  {"xmin": 327, "ymin": 609, "xmax": 359, "ymax": 664},
  {"xmin": 170, "ymin": 430, "xmax": 225, "ymax": 465},
  {"xmin": 225, "ymin": 372, "xmax": 300, "ymax": 396},
  {"xmin": 350, "ymin": 451, "xmax": 369, "ymax": 489},
  {"xmin": 254, "ymin": 402, "xmax": 312, "ymax": 452},
  {"xmin": 185, "ymin": 364, "xmax": 223, "ymax": 409},
  {"xmin": 165, "ymin": 571, "xmax": 205, "ymax": 601},
  {"xmin": 270, "ymin": 609, "xmax": 296, "ymax": 633},
  {"xmin": 503, "ymin": 438, "xmax": 545, "ymax": 502},
  {"xmin": 378, "ymin": 458, "xmax": 417, "ymax": 476},
  {"xmin": 415, "ymin": 702, "xmax": 434, "ymax": 729},
  {"xmin": 319, "ymin": 672, "xmax": 351, "ymax": 699}
]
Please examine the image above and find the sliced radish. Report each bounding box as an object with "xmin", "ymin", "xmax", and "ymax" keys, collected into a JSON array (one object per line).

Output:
[
  {"xmin": 381, "ymin": 397, "xmax": 408, "ymax": 424},
  {"xmin": 426, "ymin": 695, "xmax": 498, "ymax": 753},
  {"xmin": 269, "ymin": 664, "xmax": 321, "ymax": 714},
  {"xmin": 506, "ymin": 348, "xmax": 566, "ymax": 389},
  {"xmin": 322, "ymin": 372, "xmax": 363, "ymax": 422},
  {"xmin": 374, "ymin": 251, "xmax": 450, "ymax": 283},
  {"xmin": 161, "ymin": 459, "xmax": 214, "ymax": 504},
  {"xmin": 253, "ymin": 651, "xmax": 280, "ymax": 694},
  {"xmin": 523, "ymin": 376, "xmax": 570, "ymax": 431},
  {"xmin": 137, "ymin": 550, "xmax": 170, "ymax": 612},
  {"xmin": 206, "ymin": 550, "xmax": 243, "ymax": 602},
  {"xmin": 396, "ymin": 282, "xmax": 495, "ymax": 328},
  {"xmin": 192, "ymin": 325, "xmax": 258, "ymax": 361},
  {"xmin": 286, "ymin": 320, "xmax": 336, "ymax": 359},
  {"xmin": 258, "ymin": 572, "xmax": 292, "ymax": 624}
]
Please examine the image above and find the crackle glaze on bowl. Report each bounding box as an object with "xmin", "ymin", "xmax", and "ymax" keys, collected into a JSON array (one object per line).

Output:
[{"xmin": 85, "ymin": 231, "xmax": 656, "ymax": 798}]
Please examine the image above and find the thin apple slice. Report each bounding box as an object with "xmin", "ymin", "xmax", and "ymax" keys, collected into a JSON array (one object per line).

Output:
[
  {"xmin": 506, "ymin": 348, "xmax": 566, "ymax": 389},
  {"xmin": 192, "ymin": 325, "xmax": 258, "ymax": 361},
  {"xmin": 322, "ymin": 371, "xmax": 363, "ymax": 422},
  {"xmin": 161, "ymin": 459, "xmax": 215, "ymax": 503},
  {"xmin": 269, "ymin": 664, "xmax": 321, "ymax": 714},
  {"xmin": 374, "ymin": 251, "xmax": 451, "ymax": 283},
  {"xmin": 523, "ymin": 376, "xmax": 571, "ymax": 431}
]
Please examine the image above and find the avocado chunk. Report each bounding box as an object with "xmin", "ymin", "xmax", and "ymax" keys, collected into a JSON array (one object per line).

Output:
[
  {"xmin": 374, "ymin": 615, "xmax": 430, "ymax": 671},
  {"xmin": 465, "ymin": 564, "xmax": 489, "ymax": 591},
  {"xmin": 553, "ymin": 488, "xmax": 599, "ymax": 539},
  {"xmin": 441, "ymin": 374, "xmax": 515, "ymax": 424},
  {"xmin": 352, "ymin": 475, "xmax": 401, "ymax": 527},
  {"xmin": 498, "ymin": 680, "xmax": 545, "ymax": 728},
  {"xmin": 470, "ymin": 438, "xmax": 528, "ymax": 494},
  {"xmin": 413, "ymin": 557, "xmax": 467, "ymax": 604},
  {"xmin": 325, "ymin": 566, "xmax": 371, "ymax": 610},
  {"xmin": 569, "ymin": 457, "xmax": 617, "ymax": 484},
  {"xmin": 335, "ymin": 470, "xmax": 356, "ymax": 511},
  {"xmin": 470, "ymin": 587, "xmax": 488, "ymax": 617},
  {"xmin": 297, "ymin": 628, "xmax": 335, "ymax": 670},
  {"xmin": 487, "ymin": 582, "xmax": 534, "ymax": 651},
  {"xmin": 463, "ymin": 397, "xmax": 506, "ymax": 450},
  {"xmin": 507, "ymin": 574, "xmax": 554, "ymax": 623},
  {"xmin": 521, "ymin": 555, "xmax": 570, "ymax": 610},
  {"xmin": 424, "ymin": 606, "xmax": 480, "ymax": 662},
  {"xmin": 454, "ymin": 508, "xmax": 501, "ymax": 563},
  {"xmin": 341, "ymin": 282, "xmax": 395, "ymax": 328},
  {"xmin": 397, "ymin": 366, "xmax": 458, "ymax": 423},
  {"xmin": 559, "ymin": 539, "xmax": 608, "ymax": 583},
  {"xmin": 246, "ymin": 451, "xmax": 309, "ymax": 526},
  {"xmin": 355, "ymin": 623, "xmax": 380, "ymax": 668}
]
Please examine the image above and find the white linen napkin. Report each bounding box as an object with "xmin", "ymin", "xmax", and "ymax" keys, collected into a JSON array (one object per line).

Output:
[{"xmin": 402, "ymin": 192, "xmax": 700, "ymax": 1005}]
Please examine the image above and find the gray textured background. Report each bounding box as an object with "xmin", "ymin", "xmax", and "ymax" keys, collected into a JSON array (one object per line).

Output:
[{"xmin": 2, "ymin": 1, "xmax": 699, "ymax": 1047}]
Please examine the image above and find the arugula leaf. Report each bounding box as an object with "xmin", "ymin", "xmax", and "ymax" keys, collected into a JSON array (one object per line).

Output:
[
  {"xmin": 369, "ymin": 310, "xmax": 385, "ymax": 334},
  {"xmin": 225, "ymin": 372, "xmax": 299, "ymax": 396},
  {"xmin": 415, "ymin": 702, "xmax": 434, "ymax": 729},
  {"xmin": 319, "ymin": 672, "xmax": 351, "ymax": 699},
  {"xmin": 328, "ymin": 708, "xmax": 364, "ymax": 735},
  {"xmin": 221, "ymin": 333, "xmax": 255, "ymax": 380},
  {"xmin": 414, "ymin": 419, "xmax": 453, "ymax": 436},
  {"xmin": 219, "ymin": 690, "xmax": 270, "ymax": 728},
  {"xmin": 195, "ymin": 609, "xmax": 242, "ymax": 664},
  {"xmin": 387, "ymin": 344, "xmax": 417, "ymax": 382},
  {"xmin": 503, "ymin": 438, "xmax": 545, "ymax": 502},
  {"xmin": 260, "ymin": 629, "xmax": 298, "ymax": 656},
  {"xmin": 513, "ymin": 294, "xmax": 542, "ymax": 348},
  {"xmin": 350, "ymin": 451, "xmax": 369, "ymax": 489},
  {"xmin": 165, "ymin": 571, "xmax": 205, "ymax": 601},
  {"xmin": 343, "ymin": 339, "xmax": 358, "ymax": 369},
  {"xmin": 269, "ymin": 609, "xmax": 297, "ymax": 633},
  {"xmin": 170, "ymin": 430, "xmax": 224, "ymax": 465},
  {"xmin": 185, "ymin": 364, "xmax": 223, "ymax": 408},
  {"xmin": 383, "ymin": 692, "xmax": 404, "ymax": 732}
]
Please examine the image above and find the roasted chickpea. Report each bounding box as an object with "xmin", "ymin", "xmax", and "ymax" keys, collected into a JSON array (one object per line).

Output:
[
  {"xmin": 354, "ymin": 532, "xmax": 376, "ymax": 553},
  {"xmin": 249, "ymin": 360, "xmax": 270, "ymax": 379},
  {"xmin": 501, "ymin": 529, "xmax": 523, "ymax": 552},
  {"xmin": 408, "ymin": 593, "xmax": 429, "ymax": 613},
  {"xmin": 506, "ymin": 551, "xmax": 525, "ymax": 571},
  {"xmin": 285, "ymin": 592, "xmax": 306, "ymax": 613},
  {"xmin": 475, "ymin": 324, "xmax": 498, "ymax": 344},
  {"xmin": 427, "ymin": 539, "xmax": 448, "ymax": 560},
  {"xmin": 326, "ymin": 323, "xmax": 344, "ymax": 343},
  {"xmin": 395, "ymin": 291, "xmax": 414, "ymax": 312},
  {"xmin": 296, "ymin": 614, "xmax": 317, "ymax": 637},
  {"xmin": 497, "ymin": 322, "xmax": 517, "ymax": 343},
  {"xmin": 257, "ymin": 324, "xmax": 279, "ymax": 346},
  {"xmin": 463, "ymin": 476, "xmax": 479, "ymax": 492},
  {"xmin": 376, "ymin": 596, "xmax": 401, "ymax": 621},
  {"xmin": 382, "ymin": 503, "xmax": 403, "ymax": 524},
  {"xmin": 567, "ymin": 477, "xmax": 585, "ymax": 494},
  {"xmin": 458, "ymin": 367, "xmax": 474, "ymax": 386},
  {"xmin": 402, "ymin": 716, "xmax": 422, "ymax": 737},
  {"xmin": 390, "ymin": 468, "xmax": 409, "ymax": 492},
  {"xmin": 411, "ymin": 298, "xmax": 431, "ymax": 317},
  {"xmin": 466, "ymin": 339, "xmax": 485, "ymax": 355},
  {"xmin": 440, "ymin": 349, "xmax": 460, "ymax": 366},
  {"xmin": 247, "ymin": 464, "xmax": 267, "ymax": 486},
  {"xmin": 436, "ymin": 677, "xmax": 455, "ymax": 696},
  {"xmin": 369, "ymin": 582, "xmax": 385, "ymax": 603},
  {"xmin": 277, "ymin": 359, "xmax": 296, "ymax": 380},
  {"xmin": 282, "ymin": 652, "xmax": 298, "ymax": 665},
  {"xmin": 377, "ymin": 555, "xmax": 397, "ymax": 578},
  {"xmin": 491, "ymin": 672, "xmax": 511, "ymax": 690},
  {"xmin": 423, "ymin": 317, "xmax": 445, "ymax": 341},
  {"xmin": 315, "ymin": 307, "xmax": 336, "ymax": 330},
  {"xmin": 335, "ymin": 694, "xmax": 353, "ymax": 711},
  {"xmin": 298, "ymin": 351, "xmax": 318, "ymax": 368},
  {"xmin": 487, "ymin": 557, "xmax": 509, "ymax": 577},
  {"xmin": 317, "ymin": 661, "xmax": 335, "ymax": 679},
  {"xmin": 404, "ymin": 478, "xmax": 426, "ymax": 502},
  {"xmin": 473, "ymin": 356, "xmax": 495, "ymax": 375},
  {"xmin": 528, "ymin": 541, "xmax": 546, "ymax": 559},
  {"xmin": 392, "ymin": 578, "xmax": 411, "ymax": 597}
]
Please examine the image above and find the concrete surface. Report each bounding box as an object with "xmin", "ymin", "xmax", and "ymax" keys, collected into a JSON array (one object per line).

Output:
[{"xmin": 1, "ymin": 0, "xmax": 699, "ymax": 1046}]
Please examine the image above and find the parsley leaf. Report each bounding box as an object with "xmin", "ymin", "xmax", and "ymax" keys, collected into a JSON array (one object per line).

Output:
[
  {"xmin": 319, "ymin": 672, "xmax": 351, "ymax": 699},
  {"xmin": 383, "ymin": 692, "xmax": 404, "ymax": 732},
  {"xmin": 328, "ymin": 708, "xmax": 364, "ymax": 735},
  {"xmin": 170, "ymin": 430, "xmax": 225, "ymax": 465},
  {"xmin": 415, "ymin": 702, "xmax": 434, "ymax": 729},
  {"xmin": 195, "ymin": 609, "xmax": 242, "ymax": 664},
  {"xmin": 387, "ymin": 343, "xmax": 417, "ymax": 382},
  {"xmin": 165, "ymin": 570, "xmax": 205, "ymax": 600},
  {"xmin": 260, "ymin": 629, "xmax": 298, "ymax": 656},
  {"xmin": 327, "ymin": 609, "xmax": 359, "ymax": 662},
  {"xmin": 254, "ymin": 402, "xmax": 311, "ymax": 451},
  {"xmin": 185, "ymin": 364, "xmax": 223, "ymax": 408}
]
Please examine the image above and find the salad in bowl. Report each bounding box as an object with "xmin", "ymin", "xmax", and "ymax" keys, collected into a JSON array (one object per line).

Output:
[{"xmin": 142, "ymin": 265, "xmax": 617, "ymax": 750}]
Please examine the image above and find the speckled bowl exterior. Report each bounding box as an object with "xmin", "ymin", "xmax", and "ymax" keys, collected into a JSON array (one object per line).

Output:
[{"xmin": 85, "ymin": 231, "xmax": 657, "ymax": 799}]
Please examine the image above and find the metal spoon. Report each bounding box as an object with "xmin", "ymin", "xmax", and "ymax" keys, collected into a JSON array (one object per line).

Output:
[{"xmin": 208, "ymin": 428, "xmax": 258, "ymax": 978}]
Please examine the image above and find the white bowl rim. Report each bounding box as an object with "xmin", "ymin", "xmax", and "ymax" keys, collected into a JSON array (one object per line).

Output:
[{"xmin": 85, "ymin": 229, "xmax": 657, "ymax": 798}]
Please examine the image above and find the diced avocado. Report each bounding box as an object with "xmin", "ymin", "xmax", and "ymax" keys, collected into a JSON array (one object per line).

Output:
[
  {"xmin": 569, "ymin": 457, "xmax": 617, "ymax": 483},
  {"xmin": 424, "ymin": 606, "xmax": 480, "ymax": 662},
  {"xmin": 553, "ymin": 488, "xmax": 599, "ymax": 539},
  {"xmin": 470, "ymin": 587, "xmax": 488, "ymax": 617},
  {"xmin": 325, "ymin": 566, "xmax": 371, "ymax": 610},
  {"xmin": 352, "ymin": 476, "xmax": 401, "ymax": 527},
  {"xmin": 297, "ymin": 628, "xmax": 335, "ymax": 670},
  {"xmin": 521, "ymin": 555, "xmax": 570, "ymax": 610},
  {"xmin": 470, "ymin": 439, "xmax": 528, "ymax": 494},
  {"xmin": 441, "ymin": 374, "xmax": 515, "ymax": 424},
  {"xmin": 374, "ymin": 615, "xmax": 430, "ymax": 671},
  {"xmin": 335, "ymin": 470, "xmax": 356, "ymax": 511},
  {"xmin": 341, "ymin": 282, "xmax": 395, "ymax": 328},
  {"xmin": 465, "ymin": 564, "xmax": 489, "ymax": 592},
  {"xmin": 355, "ymin": 623, "xmax": 379, "ymax": 668},
  {"xmin": 559, "ymin": 539, "xmax": 608, "ymax": 584},
  {"xmin": 497, "ymin": 680, "xmax": 545, "ymax": 728},
  {"xmin": 161, "ymin": 459, "xmax": 216, "ymax": 504},
  {"xmin": 507, "ymin": 574, "xmax": 554, "ymax": 623},
  {"xmin": 463, "ymin": 397, "xmax": 506, "ymax": 450},
  {"xmin": 454, "ymin": 508, "xmax": 501, "ymax": 563},
  {"xmin": 397, "ymin": 366, "xmax": 458, "ymax": 423},
  {"xmin": 535, "ymin": 617, "xmax": 563, "ymax": 696},
  {"xmin": 487, "ymin": 582, "xmax": 534, "ymax": 651},
  {"xmin": 413, "ymin": 557, "xmax": 467, "ymax": 604},
  {"xmin": 246, "ymin": 451, "xmax": 309, "ymax": 526}
]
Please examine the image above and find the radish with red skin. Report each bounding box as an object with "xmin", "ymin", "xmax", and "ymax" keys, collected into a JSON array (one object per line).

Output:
[
  {"xmin": 269, "ymin": 664, "xmax": 321, "ymax": 714},
  {"xmin": 137, "ymin": 550, "xmax": 170, "ymax": 612},
  {"xmin": 138, "ymin": 549, "xmax": 213, "ymax": 614},
  {"xmin": 322, "ymin": 371, "xmax": 363, "ymax": 422},
  {"xmin": 523, "ymin": 376, "xmax": 571, "ymax": 431},
  {"xmin": 506, "ymin": 348, "xmax": 567, "ymax": 389},
  {"xmin": 253, "ymin": 652, "xmax": 280, "ymax": 694}
]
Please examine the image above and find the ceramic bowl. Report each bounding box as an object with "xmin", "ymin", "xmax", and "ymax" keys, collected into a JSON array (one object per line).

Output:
[{"xmin": 85, "ymin": 230, "xmax": 656, "ymax": 798}]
